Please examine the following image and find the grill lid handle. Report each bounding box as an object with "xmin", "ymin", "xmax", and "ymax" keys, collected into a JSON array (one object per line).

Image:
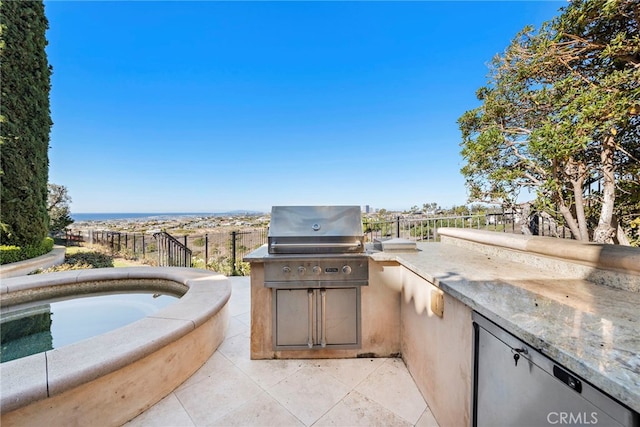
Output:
[{"xmin": 270, "ymin": 241, "xmax": 362, "ymax": 250}]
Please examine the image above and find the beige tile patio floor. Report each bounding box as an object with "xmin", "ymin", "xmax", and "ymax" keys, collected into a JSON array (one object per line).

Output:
[{"xmin": 125, "ymin": 277, "xmax": 438, "ymax": 427}]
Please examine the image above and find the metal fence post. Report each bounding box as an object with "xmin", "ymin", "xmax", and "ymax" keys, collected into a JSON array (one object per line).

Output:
[
  {"xmin": 396, "ymin": 216, "xmax": 400, "ymax": 238},
  {"xmin": 205, "ymin": 234, "xmax": 208, "ymax": 266},
  {"xmin": 231, "ymin": 231, "xmax": 237, "ymax": 276}
]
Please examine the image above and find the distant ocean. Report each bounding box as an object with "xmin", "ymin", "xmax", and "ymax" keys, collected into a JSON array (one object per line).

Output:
[{"xmin": 71, "ymin": 212, "xmax": 261, "ymax": 222}]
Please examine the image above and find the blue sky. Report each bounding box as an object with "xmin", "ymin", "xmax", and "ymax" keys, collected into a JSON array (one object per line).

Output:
[{"xmin": 46, "ymin": 1, "xmax": 564, "ymax": 214}]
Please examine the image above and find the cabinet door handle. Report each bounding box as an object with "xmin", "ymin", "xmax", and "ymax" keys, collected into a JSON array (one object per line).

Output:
[
  {"xmin": 308, "ymin": 289, "xmax": 314, "ymax": 348},
  {"xmin": 320, "ymin": 289, "xmax": 327, "ymax": 347}
]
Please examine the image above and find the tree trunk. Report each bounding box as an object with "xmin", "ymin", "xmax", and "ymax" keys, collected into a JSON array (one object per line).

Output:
[
  {"xmin": 557, "ymin": 198, "xmax": 583, "ymax": 241},
  {"xmin": 520, "ymin": 203, "xmax": 533, "ymax": 235},
  {"xmin": 560, "ymin": 159, "xmax": 590, "ymax": 241},
  {"xmin": 572, "ymin": 178, "xmax": 590, "ymax": 241},
  {"xmin": 593, "ymin": 135, "xmax": 617, "ymax": 244},
  {"xmin": 613, "ymin": 216, "xmax": 631, "ymax": 246}
]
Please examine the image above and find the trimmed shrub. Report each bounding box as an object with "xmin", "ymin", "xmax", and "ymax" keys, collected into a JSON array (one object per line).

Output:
[
  {"xmin": 0, "ymin": 246, "xmax": 23, "ymax": 264},
  {"xmin": 37, "ymin": 250, "xmax": 114, "ymax": 273},
  {"xmin": 0, "ymin": 237, "xmax": 54, "ymax": 264}
]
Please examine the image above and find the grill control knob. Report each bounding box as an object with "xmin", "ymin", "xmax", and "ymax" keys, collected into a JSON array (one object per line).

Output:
[
  {"xmin": 312, "ymin": 266, "xmax": 322, "ymax": 275},
  {"xmin": 342, "ymin": 265, "xmax": 352, "ymax": 275},
  {"xmin": 298, "ymin": 266, "xmax": 306, "ymax": 275},
  {"xmin": 282, "ymin": 266, "xmax": 291, "ymax": 274}
]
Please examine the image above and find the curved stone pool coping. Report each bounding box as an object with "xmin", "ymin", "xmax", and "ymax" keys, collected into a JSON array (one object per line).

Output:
[
  {"xmin": 0, "ymin": 246, "xmax": 66, "ymax": 279},
  {"xmin": 0, "ymin": 267, "xmax": 231, "ymax": 427}
]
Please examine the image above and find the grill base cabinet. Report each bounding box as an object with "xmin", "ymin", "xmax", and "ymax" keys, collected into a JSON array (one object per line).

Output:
[
  {"xmin": 273, "ymin": 287, "xmax": 360, "ymax": 350},
  {"xmin": 247, "ymin": 205, "xmax": 401, "ymax": 360},
  {"xmin": 473, "ymin": 313, "xmax": 639, "ymax": 427}
]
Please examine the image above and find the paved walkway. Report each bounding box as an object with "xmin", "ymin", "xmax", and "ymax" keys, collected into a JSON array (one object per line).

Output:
[{"xmin": 126, "ymin": 277, "xmax": 438, "ymax": 427}]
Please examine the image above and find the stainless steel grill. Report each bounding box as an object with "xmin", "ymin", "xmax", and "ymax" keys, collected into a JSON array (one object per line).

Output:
[
  {"xmin": 263, "ymin": 205, "xmax": 369, "ymax": 350},
  {"xmin": 265, "ymin": 205, "xmax": 368, "ymax": 286},
  {"xmin": 268, "ymin": 205, "xmax": 364, "ymax": 255}
]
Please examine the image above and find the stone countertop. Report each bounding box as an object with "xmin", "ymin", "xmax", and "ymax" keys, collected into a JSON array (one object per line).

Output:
[
  {"xmin": 369, "ymin": 243, "xmax": 640, "ymax": 414},
  {"xmin": 244, "ymin": 245, "xmax": 269, "ymax": 261}
]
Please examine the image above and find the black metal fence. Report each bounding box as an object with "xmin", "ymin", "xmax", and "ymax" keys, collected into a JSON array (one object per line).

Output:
[
  {"xmin": 66, "ymin": 228, "xmax": 268, "ymax": 276},
  {"xmin": 153, "ymin": 231, "xmax": 192, "ymax": 267},
  {"xmin": 363, "ymin": 212, "xmax": 573, "ymax": 242},
  {"xmin": 363, "ymin": 214, "xmax": 497, "ymax": 242}
]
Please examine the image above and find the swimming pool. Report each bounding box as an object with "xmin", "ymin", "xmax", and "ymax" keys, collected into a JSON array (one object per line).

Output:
[
  {"xmin": 0, "ymin": 267, "xmax": 231, "ymax": 426},
  {"xmin": 1, "ymin": 291, "xmax": 179, "ymax": 362}
]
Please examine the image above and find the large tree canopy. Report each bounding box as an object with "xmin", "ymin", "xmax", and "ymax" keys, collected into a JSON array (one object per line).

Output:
[
  {"xmin": 458, "ymin": 0, "xmax": 639, "ymax": 243},
  {"xmin": 0, "ymin": 0, "xmax": 52, "ymax": 246}
]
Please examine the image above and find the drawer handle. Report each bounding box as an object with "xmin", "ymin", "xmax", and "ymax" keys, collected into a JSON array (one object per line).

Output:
[
  {"xmin": 320, "ymin": 289, "xmax": 327, "ymax": 348},
  {"xmin": 308, "ymin": 290, "xmax": 314, "ymax": 348}
]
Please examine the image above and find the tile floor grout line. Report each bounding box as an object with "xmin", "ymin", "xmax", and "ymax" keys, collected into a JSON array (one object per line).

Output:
[
  {"xmin": 354, "ymin": 357, "xmax": 426, "ymax": 426},
  {"xmin": 172, "ymin": 391, "xmax": 198, "ymax": 427},
  {"xmin": 215, "ymin": 340, "xmax": 311, "ymax": 410},
  {"xmin": 191, "ymin": 351, "xmax": 272, "ymax": 427},
  {"xmin": 307, "ymin": 387, "xmax": 358, "ymax": 427}
]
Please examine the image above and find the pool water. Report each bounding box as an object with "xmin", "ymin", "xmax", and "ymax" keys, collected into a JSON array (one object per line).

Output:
[{"xmin": 0, "ymin": 292, "xmax": 178, "ymax": 363}]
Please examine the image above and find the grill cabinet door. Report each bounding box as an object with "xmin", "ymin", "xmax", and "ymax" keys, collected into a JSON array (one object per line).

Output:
[
  {"xmin": 274, "ymin": 289, "xmax": 312, "ymax": 347},
  {"xmin": 274, "ymin": 287, "xmax": 360, "ymax": 350},
  {"xmin": 323, "ymin": 288, "xmax": 358, "ymax": 346}
]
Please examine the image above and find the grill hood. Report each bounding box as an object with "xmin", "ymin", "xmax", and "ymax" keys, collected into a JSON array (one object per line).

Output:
[{"xmin": 268, "ymin": 206, "xmax": 364, "ymax": 254}]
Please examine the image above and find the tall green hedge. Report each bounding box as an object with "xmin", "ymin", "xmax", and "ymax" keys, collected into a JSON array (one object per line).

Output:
[{"xmin": 0, "ymin": 0, "xmax": 52, "ymax": 247}]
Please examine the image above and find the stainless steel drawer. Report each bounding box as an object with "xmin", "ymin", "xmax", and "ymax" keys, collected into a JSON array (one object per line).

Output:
[{"xmin": 472, "ymin": 312, "xmax": 639, "ymax": 427}]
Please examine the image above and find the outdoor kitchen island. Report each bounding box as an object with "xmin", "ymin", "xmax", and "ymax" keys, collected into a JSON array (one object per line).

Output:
[
  {"xmin": 246, "ymin": 225, "xmax": 640, "ymax": 427},
  {"xmin": 246, "ymin": 206, "xmax": 401, "ymax": 360}
]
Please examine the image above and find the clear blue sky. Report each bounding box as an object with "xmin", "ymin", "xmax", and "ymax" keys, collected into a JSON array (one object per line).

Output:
[{"xmin": 45, "ymin": 1, "xmax": 564, "ymax": 214}]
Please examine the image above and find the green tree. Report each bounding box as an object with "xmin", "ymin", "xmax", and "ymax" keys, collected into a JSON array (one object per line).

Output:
[
  {"xmin": 0, "ymin": 0, "xmax": 52, "ymax": 246},
  {"xmin": 458, "ymin": 0, "xmax": 639, "ymax": 243},
  {"xmin": 47, "ymin": 184, "xmax": 74, "ymax": 234},
  {"xmin": 422, "ymin": 202, "xmax": 439, "ymax": 214}
]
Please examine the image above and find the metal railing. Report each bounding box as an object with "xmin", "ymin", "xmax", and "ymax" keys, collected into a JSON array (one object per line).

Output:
[
  {"xmin": 363, "ymin": 212, "xmax": 573, "ymax": 242},
  {"xmin": 153, "ymin": 231, "xmax": 192, "ymax": 267},
  {"xmin": 363, "ymin": 215, "xmax": 489, "ymax": 242},
  {"xmin": 67, "ymin": 227, "xmax": 268, "ymax": 275}
]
